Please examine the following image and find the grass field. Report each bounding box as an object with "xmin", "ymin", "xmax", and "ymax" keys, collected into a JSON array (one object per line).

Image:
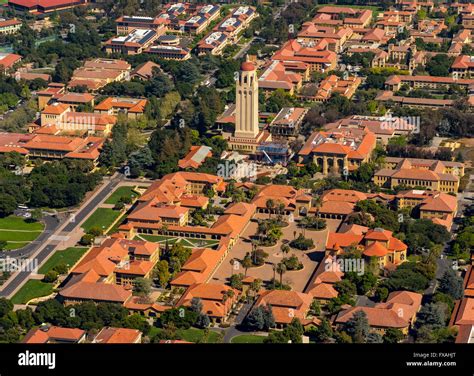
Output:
[
  {"xmin": 0, "ymin": 216, "xmax": 44, "ymax": 250},
  {"xmin": 0, "ymin": 216, "xmax": 43, "ymax": 231},
  {"xmin": 11, "ymin": 280, "xmax": 54, "ymax": 305},
  {"xmin": 136, "ymin": 234, "xmax": 220, "ymax": 248},
  {"xmin": 38, "ymin": 247, "xmax": 88, "ymax": 274},
  {"xmin": 82, "ymin": 208, "xmax": 122, "ymax": 233},
  {"xmin": 106, "ymin": 212, "xmax": 129, "ymax": 235},
  {"xmin": 231, "ymin": 334, "xmax": 266, "ymax": 343},
  {"xmin": 149, "ymin": 327, "xmax": 222, "ymax": 343},
  {"xmin": 105, "ymin": 186, "xmax": 139, "ymax": 205}
]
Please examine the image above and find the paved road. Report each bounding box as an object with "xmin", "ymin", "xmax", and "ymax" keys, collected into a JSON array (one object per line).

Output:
[
  {"xmin": 223, "ymin": 302, "xmax": 254, "ymax": 343},
  {"xmin": 0, "ymin": 174, "xmax": 124, "ymax": 298},
  {"xmin": 234, "ymin": 37, "xmax": 255, "ymax": 60}
]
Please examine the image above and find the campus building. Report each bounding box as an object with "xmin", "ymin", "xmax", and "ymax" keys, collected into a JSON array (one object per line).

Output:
[
  {"xmin": 94, "ymin": 97, "xmax": 147, "ymax": 120},
  {"xmin": 69, "ymin": 59, "xmax": 131, "ymax": 92},
  {"xmin": 272, "ymin": 39, "xmax": 338, "ymax": 73},
  {"xmin": 253, "ymin": 290, "xmax": 319, "ymax": 328},
  {"xmin": 0, "ymin": 19, "xmax": 22, "ymax": 34},
  {"xmin": 175, "ymin": 283, "xmax": 240, "ymax": 323},
  {"xmin": 23, "ymin": 326, "xmax": 86, "ymax": 344},
  {"xmin": 58, "ymin": 237, "xmax": 160, "ymax": 305},
  {"xmin": 268, "ymin": 107, "xmax": 308, "ymax": 138},
  {"xmin": 115, "ymin": 16, "xmax": 167, "ymax": 35},
  {"xmin": 0, "ymin": 132, "xmax": 104, "ymax": 163},
  {"xmin": 145, "ymin": 45, "xmax": 191, "ymax": 60},
  {"xmin": 374, "ymin": 157, "xmax": 464, "ymax": 193},
  {"xmin": 40, "ymin": 103, "xmax": 116, "ymax": 136},
  {"xmin": 299, "ymin": 128, "xmax": 376, "ymax": 175},
  {"xmin": 335, "ymin": 291, "xmax": 422, "ymax": 334},
  {"xmin": 105, "ymin": 29, "xmax": 161, "ymax": 55},
  {"xmin": 8, "ymin": 0, "xmax": 87, "ymax": 14},
  {"xmin": 326, "ymin": 227, "xmax": 408, "ymax": 271}
]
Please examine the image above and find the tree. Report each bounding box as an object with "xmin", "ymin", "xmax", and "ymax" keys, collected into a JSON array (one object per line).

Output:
[
  {"xmin": 123, "ymin": 314, "xmax": 150, "ymax": 335},
  {"xmin": 280, "ymin": 243, "xmax": 290, "ymax": 256},
  {"xmin": 195, "ymin": 313, "xmax": 210, "ymax": 329},
  {"xmin": 311, "ymin": 318, "xmax": 333, "ymax": 343},
  {"xmin": 344, "ymin": 310, "xmax": 369, "ymax": 343},
  {"xmin": 80, "ymin": 233, "xmax": 94, "ymax": 246},
  {"xmin": 153, "ymin": 260, "xmax": 171, "ymax": 288},
  {"xmin": 438, "ymin": 268, "xmax": 463, "ymax": 300},
  {"xmin": 416, "ymin": 303, "xmax": 446, "ymax": 330},
  {"xmin": 160, "ymin": 307, "xmax": 198, "ymax": 329},
  {"xmin": 190, "ymin": 298, "xmax": 203, "ymax": 314},
  {"xmin": 29, "ymin": 208, "xmax": 42, "ymax": 222},
  {"xmin": 134, "ymin": 278, "xmax": 152, "ymax": 299},
  {"xmin": 367, "ymin": 332, "xmax": 383, "ymax": 343},
  {"xmin": 276, "ymin": 262, "xmax": 287, "ymax": 287},
  {"xmin": 266, "ymin": 199, "xmax": 275, "ymax": 219},
  {"xmin": 264, "ymin": 318, "xmax": 304, "ymax": 343},
  {"xmin": 0, "ymin": 194, "xmax": 17, "ymax": 217},
  {"xmin": 229, "ymin": 273, "xmax": 244, "ymax": 290},
  {"xmin": 374, "ymin": 286, "xmax": 389, "ymax": 302},
  {"xmin": 248, "ymin": 278, "xmax": 262, "ymax": 297},
  {"xmin": 244, "ymin": 304, "xmax": 275, "ymax": 331},
  {"xmin": 16, "ymin": 308, "xmax": 35, "ymax": 330},
  {"xmin": 383, "ymin": 328, "xmax": 404, "ymax": 343},
  {"xmin": 43, "ymin": 270, "xmax": 58, "ymax": 283},
  {"xmin": 241, "ymin": 255, "xmax": 253, "ymax": 276},
  {"xmin": 0, "ymin": 298, "xmax": 13, "ymax": 317},
  {"xmin": 52, "ymin": 263, "xmax": 68, "ymax": 275},
  {"xmin": 289, "ymin": 234, "xmax": 314, "ymax": 250}
]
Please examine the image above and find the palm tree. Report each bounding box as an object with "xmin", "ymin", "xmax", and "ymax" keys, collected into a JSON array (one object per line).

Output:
[
  {"xmin": 313, "ymin": 196, "xmax": 322, "ymax": 210},
  {"xmin": 276, "ymin": 202, "xmax": 286, "ymax": 222},
  {"xmin": 281, "ymin": 243, "xmax": 290, "ymax": 256},
  {"xmin": 276, "ymin": 262, "xmax": 287, "ymax": 288},
  {"xmin": 249, "ymin": 278, "xmax": 262, "ymax": 296},
  {"xmin": 266, "ymin": 199, "xmax": 275, "ymax": 219},
  {"xmin": 272, "ymin": 263, "xmax": 277, "ymax": 289},
  {"xmin": 222, "ymin": 289, "xmax": 235, "ymax": 304},
  {"xmin": 230, "ymin": 258, "xmax": 236, "ymax": 276},
  {"xmin": 241, "ymin": 255, "xmax": 253, "ymax": 276}
]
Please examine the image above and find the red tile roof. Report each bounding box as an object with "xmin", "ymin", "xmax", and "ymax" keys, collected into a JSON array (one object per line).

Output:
[
  {"xmin": 94, "ymin": 327, "xmax": 141, "ymax": 344},
  {"xmin": 22, "ymin": 326, "xmax": 85, "ymax": 343}
]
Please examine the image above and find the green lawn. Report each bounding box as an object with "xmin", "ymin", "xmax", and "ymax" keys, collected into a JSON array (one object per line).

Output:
[
  {"xmin": 0, "ymin": 216, "xmax": 44, "ymax": 250},
  {"xmin": 180, "ymin": 238, "xmax": 220, "ymax": 247},
  {"xmin": 38, "ymin": 247, "xmax": 88, "ymax": 274},
  {"xmin": 135, "ymin": 235, "xmax": 219, "ymax": 248},
  {"xmin": 0, "ymin": 216, "xmax": 43, "ymax": 231},
  {"xmin": 82, "ymin": 208, "xmax": 122, "ymax": 233},
  {"xmin": 231, "ymin": 334, "xmax": 266, "ymax": 343},
  {"xmin": 4, "ymin": 242, "xmax": 29, "ymax": 250},
  {"xmin": 150, "ymin": 327, "xmax": 221, "ymax": 343},
  {"xmin": 11, "ymin": 280, "xmax": 54, "ymax": 305},
  {"xmin": 106, "ymin": 212, "xmax": 129, "ymax": 235},
  {"xmin": 0, "ymin": 231, "xmax": 43, "ymax": 242},
  {"xmin": 104, "ymin": 186, "xmax": 139, "ymax": 205},
  {"xmin": 137, "ymin": 235, "xmax": 180, "ymax": 244}
]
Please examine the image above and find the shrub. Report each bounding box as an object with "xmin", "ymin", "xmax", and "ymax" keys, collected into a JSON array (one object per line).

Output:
[
  {"xmin": 43, "ymin": 270, "xmax": 59, "ymax": 283},
  {"xmin": 290, "ymin": 234, "xmax": 314, "ymax": 250}
]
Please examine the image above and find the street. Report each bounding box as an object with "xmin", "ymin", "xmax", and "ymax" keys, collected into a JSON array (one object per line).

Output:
[{"xmin": 0, "ymin": 173, "xmax": 125, "ymax": 298}]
